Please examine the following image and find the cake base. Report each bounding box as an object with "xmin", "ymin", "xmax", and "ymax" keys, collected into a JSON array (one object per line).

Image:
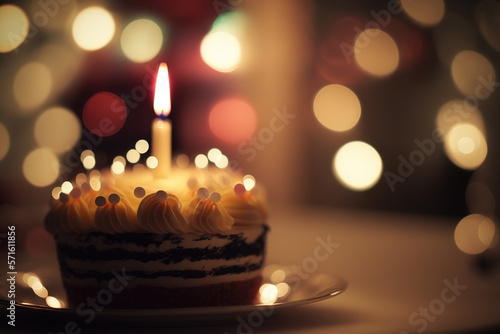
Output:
[{"xmin": 64, "ymin": 276, "xmax": 263, "ymax": 309}]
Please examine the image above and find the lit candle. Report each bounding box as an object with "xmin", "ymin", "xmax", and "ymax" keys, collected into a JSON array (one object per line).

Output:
[{"xmin": 152, "ymin": 62, "xmax": 171, "ymax": 178}]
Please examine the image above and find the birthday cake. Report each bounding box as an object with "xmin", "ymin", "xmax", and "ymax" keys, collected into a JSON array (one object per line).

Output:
[{"xmin": 44, "ymin": 162, "xmax": 269, "ymax": 309}]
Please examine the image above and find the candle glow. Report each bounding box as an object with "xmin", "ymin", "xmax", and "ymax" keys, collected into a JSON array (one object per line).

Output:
[{"xmin": 152, "ymin": 62, "xmax": 172, "ymax": 178}]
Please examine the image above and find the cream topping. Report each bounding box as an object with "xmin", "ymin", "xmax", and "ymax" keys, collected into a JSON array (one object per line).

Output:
[
  {"xmin": 94, "ymin": 193, "xmax": 140, "ymax": 234},
  {"xmin": 137, "ymin": 191, "xmax": 190, "ymax": 234},
  {"xmin": 184, "ymin": 188, "xmax": 234, "ymax": 234}
]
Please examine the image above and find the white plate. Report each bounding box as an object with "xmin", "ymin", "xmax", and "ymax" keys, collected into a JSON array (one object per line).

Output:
[{"xmin": 1, "ymin": 264, "xmax": 347, "ymax": 326}]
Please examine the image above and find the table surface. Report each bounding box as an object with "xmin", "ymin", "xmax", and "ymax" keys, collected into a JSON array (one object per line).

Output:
[{"xmin": 5, "ymin": 206, "xmax": 500, "ymax": 333}]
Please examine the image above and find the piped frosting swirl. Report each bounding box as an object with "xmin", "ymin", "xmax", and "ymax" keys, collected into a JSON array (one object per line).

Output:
[{"xmin": 137, "ymin": 190, "xmax": 189, "ymax": 234}]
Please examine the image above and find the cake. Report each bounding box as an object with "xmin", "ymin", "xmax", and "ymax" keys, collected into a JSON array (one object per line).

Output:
[{"xmin": 44, "ymin": 162, "xmax": 269, "ymax": 309}]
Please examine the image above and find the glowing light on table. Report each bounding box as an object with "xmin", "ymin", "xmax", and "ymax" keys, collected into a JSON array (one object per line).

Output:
[
  {"xmin": 135, "ymin": 139, "xmax": 149, "ymax": 154},
  {"xmin": 455, "ymin": 214, "xmax": 496, "ymax": 254},
  {"xmin": 354, "ymin": 29, "xmax": 399, "ymax": 77},
  {"xmin": 0, "ymin": 4, "xmax": 29, "ymax": 53},
  {"xmin": 259, "ymin": 284, "xmax": 278, "ymax": 304},
  {"xmin": 14, "ymin": 62, "xmax": 52, "ymax": 112},
  {"xmin": 152, "ymin": 63, "xmax": 172, "ymax": 178},
  {"xmin": 0, "ymin": 122, "xmax": 10, "ymax": 161},
  {"xmin": 46, "ymin": 296, "xmax": 63, "ymax": 308},
  {"xmin": 201, "ymin": 31, "xmax": 241, "ymax": 73},
  {"xmin": 401, "ymin": 0, "xmax": 445, "ymax": 26},
  {"xmin": 209, "ymin": 98, "xmax": 256, "ymax": 143},
  {"xmin": 444, "ymin": 123, "xmax": 487, "ymax": 170},
  {"xmin": 476, "ymin": 0, "xmax": 500, "ymax": 53},
  {"xmin": 34, "ymin": 107, "xmax": 81, "ymax": 153},
  {"xmin": 72, "ymin": 7, "xmax": 115, "ymax": 51},
  {"xmin": 333, "ymin": 141, "xmax": 383, "ymax": 191},
  {"xmin": 121, "ymin": 19, "xmax": 163, "ymax": 63},
  {"xmin": 313, "ymin": 84, "xmax": 361, "ymax": 132},
  {"xmin": 451, "ymin": 51, "xmax": 495, "ymax": 97},
  {"xmin": 23, "ymin": 148, "xmax": 59, "ymax": 187}
]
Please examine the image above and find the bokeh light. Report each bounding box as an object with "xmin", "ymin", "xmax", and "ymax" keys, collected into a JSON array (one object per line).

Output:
[
  {"xmin": 82, "ymin": 155, "xmax": 96, "ymax": 170},
  {"xmin": 111, "ymin": 161, "xmax": 125, "ymax": 175},
  {"xmin": 444, "ymin": 123, "xmax": 487, "ymax": 170},
  {"xmin": 201, "ymin": 31, "xmax": 241, "ymax": 73},
  {"xmin": 209, "ymin": 98, "xmax": 257, "ymax": 143},
  {"xmin": 146, "ymin": 156, "xmax": 158, "ymax": 169},
  {"xmin": 333, "ymin": 141, "xmax": 383, "ymax": 191},
  {"xmin": 313, "ymin": 84, "xmax": 361, "ymax": 132},
  {"xmin": 259, "ymin": 284, "xmax": 278, "ymax": 304},
  {"xmin": 46, "ymin": 296, "xmax": 63, "ymax": 308},
  {"xmin": 135, "ymin": 139, "xmax": 149, "ymax": 154},
  {"xmin": 214, "ymin": 155, "xmax": 229, "ymax": 168},
  {"xmin": 354, "ymin": 29, "xmax": 399, "ymax": 77},
  {"xmin": 0, "ymin": 4, "xmax": 29, "ymax": 53},
  {"xmin": 121, "ymin": 19, "xmax": 163, "ymax": 63},
  {"xmin": 476, "ymin": 0, "xmax": 500, "ymax": 53},
  {"xmin": 72, "ymin": 7, "xmax": 115, "ymax": 51},
  {"xmin": 435, "ymin": 100, "xmax": 485, "ymax": 137},
  {"xmin": 455, "ymin": 214, "xmax": 496, "ymax": 254},
  {"xmin": 61, "ymin": 181, "xmax": 73, "ymax": 194},
  {"xmin": 194, "ymin": 154, "xmax": 209, "ymax": 169},
  {"xmin": 208, "ymin": 148, "xmax": 222, "ymax": 162},
  {"xmin": 451, "ymin": 50, "xmax": 495, "ymax": 97},
  {"xmin": 51, "ymin": 187, "xmax": 61, "ymax": 200},
  {"xmin": 243, "ymin": 174, "xmax": 256, "ymax": 191},
  {"xmin": 23, "ymin": 148, "xmax": 59, "ymax": 187},
  {"xmin": 34, "ymin": 107, "xmax": 81, "ymax": 153},
  {"xmin": 14, "ymin": 62, "xmax": 52, "ymax": 112},
  {"xmin": 0, "ymin": 122, "xmax": 10, "ymax": 161},
  {"xmin": 126, "ymin": 149, "xmax": 140, "ymax": 164},
  {"xmin": 401, "ymin": 0, "xmax": 445, "ymax": 26},
  {"xmin": 82, "ymin": 92, "xmax": 127, "ymax": 137}
]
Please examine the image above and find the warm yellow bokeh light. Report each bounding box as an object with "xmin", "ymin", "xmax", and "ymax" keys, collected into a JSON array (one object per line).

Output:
[
  {"xmin": 208, "ymin": 148, "xmax": 222, "ymax": 162},
  {"xmin": 444, "ymin": 123, "xmax": 487, "ymax": 170},
  {"xmin": 136, "ymin": 139, "xmax": 149, "ymax": 154},
  {"xmin": 82, "ymin": 155, "xmax": 96, "ymax": 170},
  {"xmin": 313, "ymin": 84, "xmax": 361, "ymax": 132},
  {"xmin": 259, "ymin": 284, "xmax": 278, "ymax": 304},
  {"xmin": 61, "ymin": 181, "xmax": 73, "ymax": 194},
  {"xmin": 72, "ymin": 7, "xmax": 115, "ymax": 51},
  {"xmin": 0, "ymin": 122, "xmax": 10, "ymax": 161},
  {"xmin": 121, "ymin": 19, "xmax": 163, "ymax": 63},
  {"xmin": 146, "ymin": 156, "xmax": 158, "ymax": 169},
  {"xmin": 46, "ymin": 296, "xmax": 63, "ymax": 308},
  {"xmin": 14, "ymin": 62, "xmax": 52, "ymax": 112},
  {"xmin": 476, "ymin": 0, "xmax": 500, "ymax": 53},
  {"xmin": 111, "ymin": 161, "xmax": 125, "ymax": 175},
  {"xmin": 126, "ymin": 149, "xmax": 140, "ymax": 164},
  {"xmin": 214, "ymin": 155, "xmax": 229, "ymax": 169},
  {"xmin": 194, "ymin": 154, "xmax": 209, "ymax": 169},
  {"xmin": 355, "ymin": 29, "xmax": 399, "ymax": 77},
  {"xmin": 23, "ymin": 148, "xmax": 59, "ymax": 187},
  {"xmin": 333, "ymin": 141, "xmax": 383, "ymax": 191},
  {"xmin": 51, "ymin": 187, "xmax": 61, "ymax": 200},
  {"xmin": 201, "ymin": 31, "xmax": 241, "ymax": 73},
  {"xmin": 435, "ymin": 100, "xmax": 485, "ymax": 136},
  {"xmin": 401, "ymin": 0, "xmax": 445, "ymax": 26},
  {"xmin": 455, "ymin": 214, "xmax": 496, "ymax": 254},
  {"xmin": 0, "ymin": 4, "xmax": 29, "ymax": 53},
  {"xmin": 451, "ymin": 50, "xmax": 495, "ymax": 97},
  {"xmin": 34, "ymin": 107, "xmax": 81, "ymax": 154},
  {"xmin": 243, "ymin": 175, "xmax": 256, "ymax": 191}
]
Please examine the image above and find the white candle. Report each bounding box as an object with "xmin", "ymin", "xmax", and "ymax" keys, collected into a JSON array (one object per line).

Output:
[{"xmin": 152, "ymin": 62, "xmax": 171, "ymax": 178}]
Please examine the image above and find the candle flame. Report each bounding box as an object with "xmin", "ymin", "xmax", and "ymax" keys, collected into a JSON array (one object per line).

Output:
[{"xmin": 154, "ymin": 62, "xmax": 171, "ymax": 117}]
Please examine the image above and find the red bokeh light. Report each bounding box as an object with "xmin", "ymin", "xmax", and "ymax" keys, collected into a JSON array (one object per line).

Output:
[
  {"xmin": 209, "ymin": 98, "xmax": 257, "ymax": 144},
  {"xmin": 82, "ymin": 91, "xmax": 127, "ymax": 137}
]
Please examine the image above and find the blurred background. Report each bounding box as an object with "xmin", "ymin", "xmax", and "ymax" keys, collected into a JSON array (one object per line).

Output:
[{"xmin": 0, "ymin": 0, "xmax": 499, "ymax": 258}]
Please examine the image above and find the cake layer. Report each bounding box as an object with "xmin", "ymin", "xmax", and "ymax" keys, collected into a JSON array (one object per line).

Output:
[
  {"xmin": 55, "ymin": 224, "xmax": 268, "ymax": 288},
  {"xmin": 64, "ymin": 276, "xmax": 263, "ymax": 308}
]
